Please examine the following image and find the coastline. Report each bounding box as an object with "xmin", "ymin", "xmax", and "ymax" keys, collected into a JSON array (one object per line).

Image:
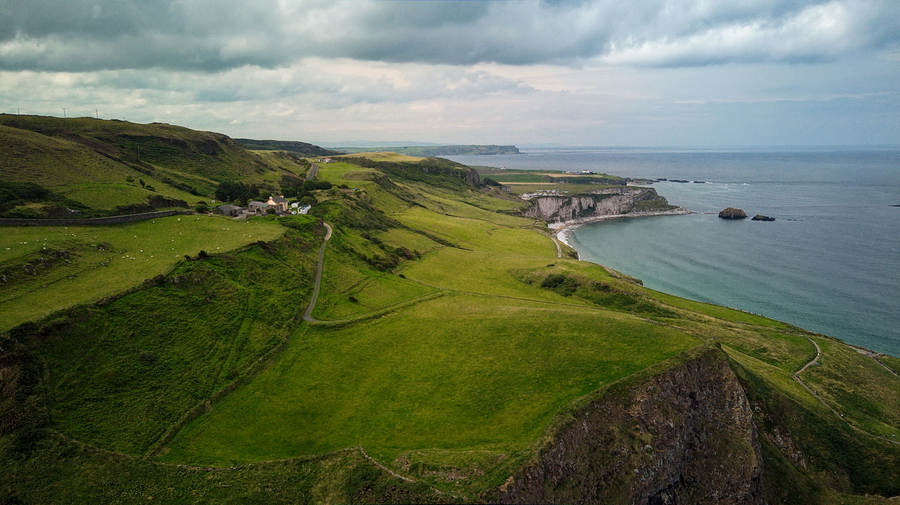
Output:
[{"xmin": 552, "ymin": 208, "xmax": 691, "ymax": 249}]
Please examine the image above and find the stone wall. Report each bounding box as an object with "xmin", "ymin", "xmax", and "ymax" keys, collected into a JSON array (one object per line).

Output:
[{"xmin": 0, "ymin": 210, "xmax": 194, "ymax": 227}]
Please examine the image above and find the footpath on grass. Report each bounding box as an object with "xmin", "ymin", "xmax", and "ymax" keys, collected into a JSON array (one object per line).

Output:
[
  {"xmin": 300, "ymin": 221, "xmax": 446, "ymax": 326},
  {"xmin": 793, "ymin": 335, "xmax": 900, "ymax": 446},
  {"xmin": 302, "ymin": 223, "xmax": 332, "ymax": 323}
]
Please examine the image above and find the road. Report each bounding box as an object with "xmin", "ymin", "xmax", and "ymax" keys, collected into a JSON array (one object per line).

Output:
[{"xmin": 306, "ymin": 163, "xmax": 320, "ymax": 181}]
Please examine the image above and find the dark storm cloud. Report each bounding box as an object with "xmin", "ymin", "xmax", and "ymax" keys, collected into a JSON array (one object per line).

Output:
[
  {"xmin": 0, "ymin": 0, "xmax": 295, "ymax": 70},
  {"xmin": 1, "ymin": 0, "xmax": 898, "ymax": 71}
]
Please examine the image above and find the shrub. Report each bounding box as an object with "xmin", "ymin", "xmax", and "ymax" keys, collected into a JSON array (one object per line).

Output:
[
  {"xmin": 137, "ymin": 351, "xmax": 159, "ymax": 364},
  {"xmin": 540, "ymin": 273, "xmax": 580, "ymax": 295}
]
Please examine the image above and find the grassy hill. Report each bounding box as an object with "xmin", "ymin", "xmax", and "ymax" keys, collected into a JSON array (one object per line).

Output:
[
  {"xmin": 234, "ymin": 138, "xmax": 342, "ymax": 158},
  {"xmin": 2, "ymin": 121, "xmax": 900, "ymax": 504},
  {"xmin": 0, "ymin": 115, "xmax": 315, "ymax": 215}
]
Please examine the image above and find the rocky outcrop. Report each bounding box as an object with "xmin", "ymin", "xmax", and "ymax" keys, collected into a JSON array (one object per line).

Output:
[
  {"xmin": 719, "ymin": 208, "xmax": 747, "ymax": 219},
  {"xmin": 751, "ymin": 215, "xmax": 775, "ymax": 222},
  {"xmin": 488, "ymin": 348, "xmax": 765, "ymax": 505},
  {"xmin": 521, "ymin": 188, "xmax": 680, "ymax": 225}
]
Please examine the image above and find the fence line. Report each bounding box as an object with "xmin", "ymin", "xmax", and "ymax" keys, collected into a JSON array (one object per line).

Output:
[{"xmin": 0, "ymin": 210, "xmax": 194, "ymax": 227}]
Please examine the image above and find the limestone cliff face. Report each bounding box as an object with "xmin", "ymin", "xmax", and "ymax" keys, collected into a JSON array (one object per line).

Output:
[
  {"xmin": 521, "ymin": 187, "xmax": 678, "ymax": 225},
  {"xmin": 488, "ymin": 348, "xmax": 765, "ymax": 505}
]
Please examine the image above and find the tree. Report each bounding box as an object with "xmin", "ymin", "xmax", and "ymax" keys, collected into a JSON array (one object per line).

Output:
[
  {"xmin": 215, "ymin": 181, "xmax": 259, "ymax": 203},
  {"xmin": 125, "ymin": 176, "xmax": 135, "ymax": 186}
]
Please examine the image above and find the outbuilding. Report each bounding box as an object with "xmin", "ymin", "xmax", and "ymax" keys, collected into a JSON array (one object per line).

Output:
[{"xmin": 213, "ymin": 204, "xmax": 243, "ymax": 217}]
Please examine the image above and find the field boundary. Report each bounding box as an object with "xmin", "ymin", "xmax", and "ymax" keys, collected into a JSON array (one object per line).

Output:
[{"xmin": 0, "ymin": 210, "xmax": 194, "ymax": 227}]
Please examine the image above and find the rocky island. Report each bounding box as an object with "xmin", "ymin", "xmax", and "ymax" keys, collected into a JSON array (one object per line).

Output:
[{"xmin": 719, "ymin": 207, "xmax": 748, "ymax": 219}]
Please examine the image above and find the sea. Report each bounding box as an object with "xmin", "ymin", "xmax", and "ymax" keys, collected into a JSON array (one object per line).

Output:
[{"xmin": 446, "ymin": 148, "xmax": 900, "ymax": 357}]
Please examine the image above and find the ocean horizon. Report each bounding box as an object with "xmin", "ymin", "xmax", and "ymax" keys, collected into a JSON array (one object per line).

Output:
[{"xmin": 448, "ymin": 148, "xmax": 900, "ymax": 357}]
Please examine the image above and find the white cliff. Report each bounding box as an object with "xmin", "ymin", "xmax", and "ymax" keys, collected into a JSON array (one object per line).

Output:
[{"xmin": 521, "ymin": 187, "xmax": 687, "ymax": 226}]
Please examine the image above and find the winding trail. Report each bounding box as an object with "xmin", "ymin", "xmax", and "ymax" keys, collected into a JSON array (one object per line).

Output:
[
  {"xmin": 792, "ymin": 335, "xmax": 900, "ymax": 446},
  {"xmin": 302, "ymin": 222, "xmax": 332, "ymax": 322},
  {"xmin": 851, "ymin": 346, "xmax": 900, "ymax": 378},
  {"xmin": 790, "ymin": 336, "xmax": 843, "ymax": 417},
  {"xmin": 794, "ymin": 336, "xmax": 821, "ymax": 381}
]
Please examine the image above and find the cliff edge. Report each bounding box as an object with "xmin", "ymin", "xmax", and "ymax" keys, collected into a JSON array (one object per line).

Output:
[
  {"xmin": 521, "ymin": 187, "xmax": 686, "ymax": 226},
  {"xmin": 489, "ymin": 347, "xmax": 765, "ymax": 505}
]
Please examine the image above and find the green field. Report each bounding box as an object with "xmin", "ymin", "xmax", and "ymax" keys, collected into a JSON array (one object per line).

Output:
[
  {"xmin": 164, "ymin": 295, "xmax": 699, "ymax": 465},
  {"xmin": 4, "ymin": 132, "xmax": 900, "ymax": 504},
  {"xmin": 0, "ymin": 215, "xmax": 286, "ymax": 332}
]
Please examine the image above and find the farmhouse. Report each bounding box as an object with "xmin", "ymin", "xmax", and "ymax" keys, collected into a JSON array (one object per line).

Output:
[
  {"xmin": 266, "ymin": 196, "xmax": 289, "ymax": 214},
  {"xmin": 248, "ymin": 201, "xmax": 268, "ymax": 215}
]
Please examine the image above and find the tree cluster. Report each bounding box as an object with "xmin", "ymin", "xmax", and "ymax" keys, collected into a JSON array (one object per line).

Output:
[
  {"xmin": 280, "ymin": 175, "xmax": 332, "ymax": 202},
  {"xmin": 0, "ymin": 182, "xmax": 93, "ymax": 218},
  {"xmin": 215, "ymin": 180, "xmax": 260, "ymax": 204}
]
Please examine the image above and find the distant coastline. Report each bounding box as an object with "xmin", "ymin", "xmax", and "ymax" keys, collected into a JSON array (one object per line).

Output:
[{"xmin": 335, "ymin": 144, "xmax": 520, "ymax": 156}]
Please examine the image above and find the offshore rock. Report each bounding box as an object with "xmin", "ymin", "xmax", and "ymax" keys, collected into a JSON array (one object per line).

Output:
[
  {"xmin": 751, "ymin": 215, "xmax": 775, "ymax": 222},
  {"xmin": 488, "ymin": 348, "xmax": 765, "ymax": 505},
  {"xmin": 719, "ymin": 207, "xmax": 748, "ymax": 219}
]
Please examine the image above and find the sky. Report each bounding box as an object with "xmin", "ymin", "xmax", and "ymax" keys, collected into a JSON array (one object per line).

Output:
[{"xmin": 1, "ymin": 0, "xmax": 899, "ymax": 147}]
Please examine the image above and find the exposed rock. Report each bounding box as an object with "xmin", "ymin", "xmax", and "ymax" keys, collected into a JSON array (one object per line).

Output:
[
  {"xmin": 719, "ymin": 207, "xmax": 747, "ymax": 219},
  {"xmin": 751, "ymin": 215, "xmax": 775, "ymax": 222},
  {"xmin": 521, "ymin": 187, "xmax": 680, "ymax": 224},
  {"xmin": 487, "ymin": 348, "xmax": 765, "ymax": 505}
]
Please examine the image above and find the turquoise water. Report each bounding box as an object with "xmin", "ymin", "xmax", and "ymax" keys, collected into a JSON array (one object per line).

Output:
[{"xmin": 448, "ymin": 149, "xmax": 900, "ymax": 356}]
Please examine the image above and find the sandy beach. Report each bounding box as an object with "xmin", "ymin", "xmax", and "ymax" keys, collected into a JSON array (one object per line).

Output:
[{"xmin": 552, "ymin": 208, "xmax": 691, "ymax": 248}]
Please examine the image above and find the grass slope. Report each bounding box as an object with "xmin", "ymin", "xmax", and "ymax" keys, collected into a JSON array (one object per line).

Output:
[
  {"xmin": 163, "ymin": 294, "xmax": 699, "ymax": 466},
  {"xmin": 0, "ymin": 115, "xmax": 313, "ymax": 212},
  {"xmin": 0, "ymin": 215, "xmax": 286, "ymax": 332},
  {"xmin": 2, "ymin": 144, "xmax": 900, "ymax": 504},
  {"xmin": 10, "ymin": 219, "xmax": 322, "ymax": 456}
]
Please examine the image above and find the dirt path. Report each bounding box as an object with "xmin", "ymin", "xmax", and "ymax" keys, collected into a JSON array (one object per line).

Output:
[
  {"xmin": 851, "ymin": 346, "xmax": 900, "ymax": 378},
  {"xmin": 550, "ymin": 234, "xmax": 563, "ymax": 258},
  {"xmin": 794, "ymin": 336, "xmax": 821, "ymax": 379},
  {"xmin": 792, "ymin": 336, "xmax": 845, "ymax": 419},
  {"xmin": 302, "ymin": 222, "xmax": 332, "ymax": 322},
  {"xmin": 793, "ymin": 336, "xmax": 900, "ymax": 446}
]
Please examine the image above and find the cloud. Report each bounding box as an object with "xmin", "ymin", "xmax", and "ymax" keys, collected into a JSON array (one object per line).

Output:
[
  {"xmin": 602, "ymin": 0, "xmax": 899, "ymax": 66},
  {"xmin": 2, "ymin": 0, "xmax": 898, "ymax": 72}
]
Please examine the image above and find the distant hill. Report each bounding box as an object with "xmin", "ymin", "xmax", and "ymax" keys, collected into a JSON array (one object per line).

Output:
[
  {"xmin": 0, "ymin": 115, "xmax": 315, "ymax": 215},
  {"xmin": 336, "ymin": 145, "xmax": 521, "ymax": 156},
  {"xmin": 234, "ymin": 139, "xmax": 341, "ymax": 157}
]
